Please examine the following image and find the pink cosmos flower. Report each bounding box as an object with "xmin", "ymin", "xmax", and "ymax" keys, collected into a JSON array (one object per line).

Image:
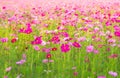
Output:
[
  {"xmin": 42, "ymin": 48, "xmax": 51, "ymax": 53},
  {"xmin": 108, "ymin": 54, "xmax": 118, "ymax": 58},
  {"xmin": 51, "ymin": 36, "xmax": 60, "ymax": 44},
  {"xmin": 5, "ymin": 66, "xmax": 12, "ymax": 72},
  {"xmin": 49, "ymin": 60, "xmax": 54, "ymax": 63},
  {"xmin": 108, "ymin": 71, "xmax": 118, "ymax": 77},
  {"xmin": 86, "ymin": 45, "xmax": 94, "ymax": 53},
  {"xmin": 22, "ymin": 54, "xmax": 26, "ymax": 60},
  {"xmin": 61, "ymin": 32, "xmax": 69, "ymax": 37},
  {"xmin": 97, "ymin": 76, "xmax": 106, "ymax": 78},
  {"xmin": 106, "ymin": 21, "xmax": 112, "ymax": 26},
  {"xmin": 93, "ymin": 50, "xmax": 99, "ymax": 54},
  {"xmin": 41, "ymin": 41, "xmax": 47, "ymax": 46},
  {"xmin": 61, "ymin": 44, "xmax": 70, "ymax": 52},
  {"xmin": 16, "ymin": 59, "xmax": 26, "ymax": 65},
  {"xmin": 4, "ymin": 76, "xmax": 8, "ymax": 78},
  {"xmin": 42, "ymin": 59, "xmax": 49, "ymax": 63},
  {"xmin": 114, "ymin": 25, "xmax": 120, "ymax": 31},
  {"xmin": 78, "ymin": 37, "xmax": 86, "ymax": 42},
  {"xmin": 108, "ymin": 39, "xmax": 116, "ymax": 44},
  {"xmin": 72, "ymin": 42, "xmax": 81, "ymax": 48},
  {"xmin": 0, "ymin": 38, "xmax": 8, "ymax": 43},
  {"xmin": 33, "ymin": 45, "xmax": 40, "ymax": 51}
]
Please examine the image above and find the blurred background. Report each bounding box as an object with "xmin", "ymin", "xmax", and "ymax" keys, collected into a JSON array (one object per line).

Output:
[{"xmin": 0, "ymin": 0, "xmax": 120, "ymax": 10}]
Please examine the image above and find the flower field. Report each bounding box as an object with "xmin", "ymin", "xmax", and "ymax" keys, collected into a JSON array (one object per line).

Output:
[{"xmin": 0, "ymin": 0, "xmax": 120, "ymax": 78}]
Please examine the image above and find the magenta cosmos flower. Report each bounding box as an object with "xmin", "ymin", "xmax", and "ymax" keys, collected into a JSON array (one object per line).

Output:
[
  {"xmin": 51, "ymin": 36, "xmax": 60, "ymax": 44},
  {"xmin": 72, "ymin": 42, "xmax": 81, "ymax": 48},
  {"xmin": 31, "ymin": 36, "xmax": 42, "ymax": 45},
  {"xmin": 114, "ymin": 31, "xmax": 120, "ymax": 37},
  {"xmin": 61, "ymin": 44, "xmax": 70, "ymax": 52},
  {"xmin": 0, "ymin": 38, "xmax": 8, "ymax": 43}
]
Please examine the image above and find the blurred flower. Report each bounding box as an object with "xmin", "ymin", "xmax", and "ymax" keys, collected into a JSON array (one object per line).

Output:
[
  {"xmin": 93, "ymin": 50, "xmax": 99, "ymax": 54},
  {"xmin": 11, "ymin": 38, "xmax": 17, "ymax": 43},
  {"xmin": 97, "ymin": 76, "xmax": 106, "ymax": 78},
  {"xmin": 72, "ymin": 42, "xmax": 81, "ymax": 48},
  {"xmin": 0, "ymin": 38, "xmax": 8, "ymax": 43},
  {"xmin": 114, "ymin": 31, "xmax": 120, "ymax": 37},
  {"xmin": 4, "ymin": 76, "xmax": 8, "ymax": 78},
  {"xmin": 16, "ymin": 59, "xmax": 26, "ymax": 65},
  {"xmin": 108, "ymin": 71, "xmax": 118, "ymax": 77},
  {"xmin": 42, "ymin": 48, "xmax": 51, "ymax": 53},
  {"xmin": 73, "ymin": 72, "xmax": 78, "ymax": 76},
  {"xmin": 108, "ymin": 39, "xmax": 116, "ymax": 44},
  {"xmin": 49, "ymin": 60, "xmax": 54, "ymax": 63},
  {"xmin": 42, "ymin": 59, "xmax": 49, "ymax": 63},
  {"xmin": 16, "ymin": 74, "xmax": 22, "ymax": 78},
  {"xmin": 33, "ymin": 45, "xmax": 40, "ymax": 51},
  {"xmin": 31, "ymin": 36, "xmax": 42, "ymax": 45},
  {"xmin": 86, "ymin": 45, "xmax": 94, "ymax": 52},
  {"xmin": 51, "ymin": 36, "xmax": 60, "ymax": 44},
  {"xmin": 22, "ymin": 54, "xmax": 26, "ymax": 60},
  {"xmin": 72, "ymin": 66, "xmax": 76, "ymax": 70},
  {"xmin": 5, "ymin": 66, "xmax": 12, "ymax": 72},
  {"xmin": 2, "ymin": 6, "xmax": 6, "ymax": 9},
  {"xmin": 61, "ymin": 44, "xmax": 70, "ymax": 53},
  {"xmin": 52, "ymin": 47, "xmax": 57, "ymax": 51},
  {"xmin": 46, "ymin": 53, "xmax": 51, "ymax": 59},
  {"xmin": 41, "ymin": 41, "xmax": 46, "ymax": 46},
  {"xmin": 61, "ymin": 32, "xmax": 69, "ymax": 37},
  {"xmin": 108, "ymin": 54, "xmax": 118, "ymax": 58},
  {"xmin": 78, "ymin": 37, "xmax": 86, "ymax": 42}
]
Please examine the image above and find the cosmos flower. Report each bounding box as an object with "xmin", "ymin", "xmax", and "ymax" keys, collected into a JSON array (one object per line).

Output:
[
  {"xmin": 11, "ymin": 38, "xmax": 17, "ymax": 43},
  {"xmin": 93, "ymin": 50, "xmax": 99, "ymax": 54},
  {"xmin": 97, "ymin": 76, "xmax": 106, "ymax": 78},
  {"xmin": 86, "ymin": 45, "xmax": 94, "ymax": 53},
  {"xmin": 73, "ymin": 72, "xmax": 78, "ymax": 76},
  {"xmin": 0, "ymin": 38, "xmax": 8, "ymax": 43},
  {"xmin": 61, "ymin": 44, "xmax": 70, "ymax": 52},
  {"xmin": 31, "ymin": 36, "xmax": 42, "ymax": 45},
  {"xmin": 46, "ymin": 53, "xmax": 52, "ymax": 59},
  {"xmin": 42, "ymin": 48, "xmax": 51, "ymax": 53},
  {"xmin": 108, "ymin": 71, "xmax": 118, "ymax": 77},
  {"xmin": 108, "ymin": 54, "xmax": 118, "ymax": 58},
  {"xmin": 33, "ymin": 45, "xmax": 40, "ymax": 51},
  {"xmin": 16, "ymin": 59, "xmax": 26, "ymax": 65},
  {"xmin": 61, "ymin": 32, "xmax": 69, "ymax": 37},
  {"xmin": 52, "ymin": 47, "xmax": 57, "ymax": 51},
  {"xmin": 72, "ymin": 42, "xmax": 81, "ymax": 48},
  {"xmin": 77, "ymin": 37, "xmax": 86, "ymax": 42},
  {"xmin": 114, "ymin": 31, "xmax": 120, "ymax": 37},
  {"xmin": 5, "ymin": 66, "xmax": 12, "ymax": 72},
  {"xmin": 42, "ymin": 59, "xmax": 49, "ymax": 63},
  {"xmin": 19, "ymin": 23, "xmax": 32, "ymax": 34},
  {"xmin": 51, "ymin": 36, "xmax": 60, "ymax": 44},
  {"xmin": 4, "ymin": 76, "xmax": 8, "ymax": 78}
]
